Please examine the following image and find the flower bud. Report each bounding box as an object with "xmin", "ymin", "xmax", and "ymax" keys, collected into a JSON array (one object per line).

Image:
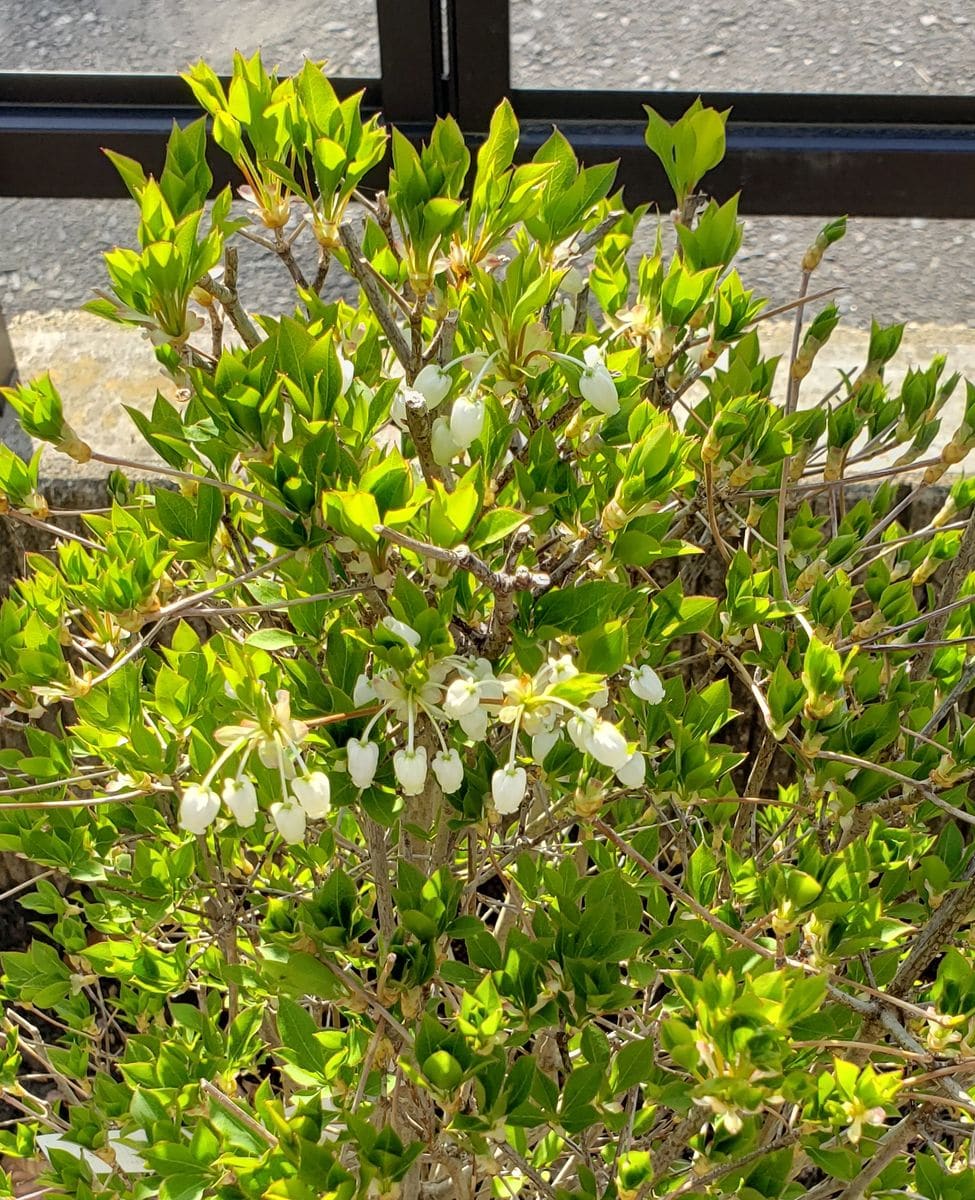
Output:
[
  {"xmin": 413, "ymin": 363, "xmax": 452, "ymax": 409},
  {"xmin": 432, "ymin": 749, "xmax": 464, "ymax": 794},
  {"xmin": 291, "ymin": 771, "xmax": 332, "ymax": 819},
  {"xmin": 222, "ymin": 776, "xmax": 258, "ymax": 826},
  {"xmin": 394, "ymin": 747, "xmax": 428, "ymax": 796},
  {"xmin": 271, "ymin": 799, "xmax": 306, "ymax": 844},
  {"xmin": 347, "ymin": 738, "xmax": 380, "ymax": 790},
  {"xmin": 615, "ymin": 751, "xmax": 646, "ymax": 788},
  {"xmin": 630, "ymin": 664, "xmax": 665, "ymax": 704},
  {"xmin": 179, "ymin": 784, "xmax": 220, "ymax": 834},
  {"xmin": 492, "ymin": 765, "xmax": 528, "ymax": 815},
  {"xmin": 449, "ymin": 395, "xmax": 485, "ymax": 449}
]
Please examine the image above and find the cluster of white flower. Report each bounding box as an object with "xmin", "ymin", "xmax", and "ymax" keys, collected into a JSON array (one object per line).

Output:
[
  {"xmin": 176, "ymin": 622, "xmax": 667, "ymax": 842},
  {"xmin": 178, "ymin": 688, "xmax": 331, "ymax": 844},
  {"xmin": 389, "ymin": 344, "xmax": 619, "ymax": 468},
  {"xmin": 347, "ymin": 617, "xmax": 666, "ymax": 818}
]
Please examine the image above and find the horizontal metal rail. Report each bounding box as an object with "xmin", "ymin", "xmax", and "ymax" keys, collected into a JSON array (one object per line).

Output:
[
  {"xmin": 0, "ymin": 73, "xmax": 970, "ymax": 218},
  {"xmin": 1, "ymin": 72, "xmax": 974, "ymax": 216}
]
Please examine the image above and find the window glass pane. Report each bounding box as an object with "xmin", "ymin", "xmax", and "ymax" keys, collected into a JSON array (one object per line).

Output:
[
  {"xmin": 510, "ymin": 0, "xmax": 975, "ymax": 94},
  {"xmin": 1, "ymin": 0, "xmax": 380, "ymax": 76}
]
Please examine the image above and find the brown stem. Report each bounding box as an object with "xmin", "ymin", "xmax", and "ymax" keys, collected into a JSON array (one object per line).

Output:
[
  {"xmin": 199, "ymin": 248, "xmax": 261, "ymax": 349},
  {"xmin": 363, "ymin": 814, "xmax": 395, "ymax": 943},
  {"xmin": 912, "ymin": 507, "xmax": 975, "ymax": 679},
  {"xmin": 404, "ymin": 390, "xmax": 448, "ymax": 489},
  {"xmin": 338, "ymin": 222, "xmax": 412, "ymax": 368},
  {"xmin": 273, "ymin": 225, "xmax": 309, "ymax": 290}
]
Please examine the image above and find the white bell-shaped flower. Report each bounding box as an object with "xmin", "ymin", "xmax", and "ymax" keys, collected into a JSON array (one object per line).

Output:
[
  {"xmin": 394, "ymin": 746, "xmax": 428, "ymax": 796},
  {"xmin": 630, "ymin": 664, "xmax": 665, "ymax": 704},
  {"xmin": 615, "ymin": 750, "xmax": 646, "ymax": 788},
  {"xmin": 291, "ymin": 771, "xmax": 332, "ymax": 819},
  {"xmin": 579, "ymin": 346, "xmax": 619, "ymax": 416},
  {"xmin": 222, "ymin": 776, "xmax": 258, "ymax": 827},
  {"xmin": 179, "ymin": 784, "xmax": 220, "ymax": 834},
  {"xmin": 347, "ymin": 738, "xmax": 379, "ymax": 790},
  {"xmin": 588, "ymin": 720, "xmax": 631, "ymax": 770},
  {"xmin": 431, "ymin": 416, "xmax": 461, "ymax": 466},
  {"xmin": 449, "ymin": 395, "xmax": 485, "ymax": 449},
  {"xmin": 459, "ymin": 705, "xmax": 490, "ymax": 742},
  {"xmin": 413, "ymin": 363, "xmax": 452, "ymax": 409},
  {"xmin": 444, "ymin": 677, "xmax": 482, "ymax": 718},
  {"xmin": 271, "ymin": 799, "xmax": 307, "ymax": 844},
  {"xmin": 492, "ymin": 765, "xmax": 528, "ymax": 815},
  {"xmin": 432, "ymin": 749, "xmax": 464, "ymax": 794}
]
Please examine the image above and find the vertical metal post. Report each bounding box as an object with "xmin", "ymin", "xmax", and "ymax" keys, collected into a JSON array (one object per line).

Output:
[
  {"xmin": 376, "ymin": 0, "xmax": 445, "ymax": 124},
  {"xmin": 445, "ymin": 1, "xmax": 510, "ymax": 130}
]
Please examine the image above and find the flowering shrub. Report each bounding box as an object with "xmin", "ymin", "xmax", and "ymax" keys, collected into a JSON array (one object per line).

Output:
[{"xmin": 3, "ymin": 52, "xmax": 975, "ymax": 1200}]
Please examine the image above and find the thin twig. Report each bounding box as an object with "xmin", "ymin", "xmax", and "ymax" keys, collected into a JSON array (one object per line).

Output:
[
  {"xmin": 338, "ymin": 222, "xmax": 412, "ymax": 368},
  {"xmin": 199, "ymin": 1079, "xmax": 278, "ymax": 1147},
  {"xmin": 199, "ymin": 250, "xmax": 261, "ymax": 349}
]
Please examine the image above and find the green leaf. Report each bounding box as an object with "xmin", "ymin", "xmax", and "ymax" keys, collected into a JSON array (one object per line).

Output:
[{"xmin": 276, "ymin": 997, "xmax": 327, "ymax": 1074}]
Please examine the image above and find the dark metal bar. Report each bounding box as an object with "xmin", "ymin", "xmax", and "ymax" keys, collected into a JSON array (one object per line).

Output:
[
  {"xmin": 513, "ymin": 87, "xmax": 975, "ymax": 127},
  {"xmin": 509, "ymin": 102, "xmax": 975, "ymax": 218},
  {"xmin": 0, "ymin": 72, "xmax": 381, "ymax": 199},
  {"xmin": 375, "ymin": 0, "xmax": 443, "ymax": 123},
  {"xmin": 445, "ymin": 1, "xmax": 510, "ymax": 130},
  {"xmin": 2, "ymin": 69, "xmax": 975, "ymax": 216}
]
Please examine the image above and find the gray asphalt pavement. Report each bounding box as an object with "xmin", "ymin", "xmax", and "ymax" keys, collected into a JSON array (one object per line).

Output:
[{"xmin": 2, "ymin": 2, "xmax": 975, "ymax": 328}]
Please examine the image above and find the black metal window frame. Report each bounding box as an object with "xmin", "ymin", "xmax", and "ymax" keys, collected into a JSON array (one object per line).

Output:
[
  {"xmin": 2, "ymin": 0, "xmax": 972, "ymax": 388},
  {"xmin": 1, "ymin": 0, "xmax": 974, "ymax": 218}
]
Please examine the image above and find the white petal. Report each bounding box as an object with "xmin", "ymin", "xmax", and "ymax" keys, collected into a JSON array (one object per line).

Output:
[
  {"xmin": 444, "ymin": 678, "xmax": 481, "ymax": 718},
  {"xmin": 630, "ymin": 664, "xmax": 665, "ymax": 704},
  {"xmin": 588, "ymin": 720, "xmax": 631, "ymax": 770},
  {"xmin": 431, "ymin": 416, "xmax": 460, "ymax": 465},
  {"xmin": 531, "ymin": 728, "xmax": 560, "ymax": 765},
  {"xmin": 579, "ymin": 363, "xmax": 619, "ymax": 415},
  {"xmin": 394, "ymin": 747, "xmax": 428, "ymax": 796},
  {"xmin": 615, "ymin": 751, "xmax": 646, "ymax": 788},
  {"xmin": 347, "ymin": 738, "xmax": 380, "ymax": 790},
  {"xmin": 353, "ymin": 673, "xmax": 377, "ymax": 707},
  {"xmin": 413, "ymin": 363, "xmax": 452, "ymax": 409},
  {"xmin": 459, "ymin": 705, "xmax": 490, "ymax": 742},
  {"xmin": 179, "ymin": 785, "xmax": 220, "ymax": 834},
  {"xmin": 432, "ymin": 749, "xmax": 464, "ymax": 794},
  {"xmin": 271, "ymin": 800, "xmax": 306, "ymax": 844},
  {"xmin": 449, "ymin": 395, "xmax": 485, "ymax": 449}
]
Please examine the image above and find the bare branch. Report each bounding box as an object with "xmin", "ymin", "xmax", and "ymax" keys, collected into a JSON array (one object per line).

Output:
[{"xmin": 338, "ymin": 221, "xmax": 412, "ymax": 368}]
